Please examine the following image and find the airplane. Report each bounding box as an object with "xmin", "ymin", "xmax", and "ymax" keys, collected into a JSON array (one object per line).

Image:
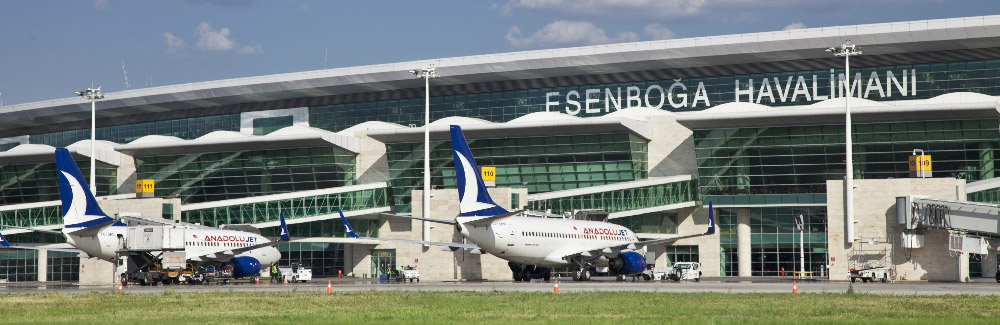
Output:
[
  {"xmin": 339, "ymin": 125, "xmax": 714, "ymax": 281},
  {"xmin": 0, "ymin": 147, "xmax": 289, "ymax": 282}
]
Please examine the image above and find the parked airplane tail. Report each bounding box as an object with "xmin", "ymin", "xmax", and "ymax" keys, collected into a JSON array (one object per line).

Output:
[
  {"xmin": 0, "ymin": 231, "xmax": 10, "ymax": 247},
  {"xmin": 706, "ymin": 202, "xmax": 716, "ymax": 235},
  {"xmin": 54, "ymin": 148, "xmax": 122, "ymax": 231},
  {"xmin": 449, "ymin": 125, "xmax": 509, "ymax": 217}
]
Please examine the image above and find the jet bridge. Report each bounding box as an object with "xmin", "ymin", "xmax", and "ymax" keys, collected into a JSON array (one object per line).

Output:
[{"xmin": 897, "ymin": 196, "xmax": 1000, "ymax": 254}]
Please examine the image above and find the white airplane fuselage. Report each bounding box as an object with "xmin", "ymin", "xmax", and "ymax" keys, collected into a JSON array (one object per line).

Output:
[
  {"xmin": 459, "ymin": 216, "xmax": 639, "ymax": 267},
  {"xmin": 63, "ymin": 225, "xmax": 280, "ymax": 266}
]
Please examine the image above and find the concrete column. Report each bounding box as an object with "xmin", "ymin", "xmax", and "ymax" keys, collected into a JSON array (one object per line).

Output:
[
  {"xmin": 985, "ymin": 241, "xmax": 998, "ymax": 279},
  {"xmin": 959, "ymin": 252, "xmax": 970, "ymax": 282},
  {"xmin": 37, "ymin": 250, "xmax": 47, "ymax": 282},
  {"xmin": 737, "ymin": 207, "xmax": 752, "ymax": 277}
]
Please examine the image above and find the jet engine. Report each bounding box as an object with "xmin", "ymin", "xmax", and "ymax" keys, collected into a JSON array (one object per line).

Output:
[
  {"xmin": 231, "ymin": 256, "xmax": 262, "ymax": 278},
  {"xmin": 608, "ymin": 251, "xmax": 647, "ymax": 275}
]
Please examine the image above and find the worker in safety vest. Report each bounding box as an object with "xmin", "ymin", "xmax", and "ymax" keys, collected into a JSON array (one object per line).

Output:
[{"xmin": 269, "ymin": 263, "xmax": 279, "ymax": 283}]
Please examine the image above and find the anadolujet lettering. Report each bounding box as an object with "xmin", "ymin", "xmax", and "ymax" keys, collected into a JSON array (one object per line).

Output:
[
  {"xmin": 583, "ymin": 228, "xmax": 627, "ymax": 236},
  {"xmin": 203, "ymin": 235, "xmax": 257, "ymax": 243}
]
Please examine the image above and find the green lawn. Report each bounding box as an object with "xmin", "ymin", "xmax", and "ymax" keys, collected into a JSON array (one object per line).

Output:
[{"xmin": 2, "ymin": 291, "xmax": 999, "ymax": 324}]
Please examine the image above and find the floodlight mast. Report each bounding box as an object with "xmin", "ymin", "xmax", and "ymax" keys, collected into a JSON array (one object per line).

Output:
[
  {"xmin": 410, "ymin": 66, "xmax": 437, "ymax": 245},
  {"xmin": 827, "ymin": 41, "xmax": 861, "ymax": 245},
  {"xmin": 75, "ymin": 87, "xmax": 105, "ymax": 195}
]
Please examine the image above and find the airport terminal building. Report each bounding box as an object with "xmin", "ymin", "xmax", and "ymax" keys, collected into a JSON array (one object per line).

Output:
[{"xmin": 3, "ymin": 15, "xmax": 1000, "ymax": 282}]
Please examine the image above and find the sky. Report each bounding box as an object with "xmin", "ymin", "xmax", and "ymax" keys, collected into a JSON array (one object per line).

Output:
[{"xmin": 0, "ymin": 0, "xmax": 997, "ymax": 106}]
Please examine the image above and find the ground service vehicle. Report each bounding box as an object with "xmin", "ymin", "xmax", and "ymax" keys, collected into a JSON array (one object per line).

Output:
[
  {"xmin": 279, "ymin": 262, "xmax": 313, "ymax": 283},
  {"xmin": 664, "ymin": 262, "xmax": 702, "ymax": 282},
  {"xmin": 850, "ymin": 267, "xmax": 891, "ymax": 283},
  {"xmin": 397, "ymin": 265, "xmax": 419, "ymax": 282}
]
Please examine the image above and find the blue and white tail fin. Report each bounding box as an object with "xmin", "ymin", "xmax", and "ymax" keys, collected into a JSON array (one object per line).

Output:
[
  {"xmin": 55, "ymin": 148, "xmax": 122, "ymax": 231},
  {"xmin": 279, "ymin": 212, "xmax": 290, "ymax": 242},
  {"xmin": 0, "ymin": 231, "xmax": 10, "ymax": 248},
  {"xmin": 705, "ymin": 202, "xmax": 716, "ymax": 235},
  {"xmin": 450, "ymin": 125, "xmax": 509, "ymax": 218},
  {"xmin": 337, "ymin": 209, "xmax": 359, "ymax": 238}
]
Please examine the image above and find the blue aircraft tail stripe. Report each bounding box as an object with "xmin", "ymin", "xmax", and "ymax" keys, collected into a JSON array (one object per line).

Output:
[{"xmin": 54, "ymin": 148, "xmax": 116, "ymax": 228}]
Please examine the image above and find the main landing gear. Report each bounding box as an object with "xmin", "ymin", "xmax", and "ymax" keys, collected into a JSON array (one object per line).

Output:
[
  {"xmin": 509, "ymin": 262, "xmax": 551, "ymax": 282},
  {"xmin": 573, "ymin": 268, "xmax": 592, "ymax": 281}
]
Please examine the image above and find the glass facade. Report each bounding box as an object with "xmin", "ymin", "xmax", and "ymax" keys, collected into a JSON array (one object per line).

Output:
[
  {"xmin": 136, "ymin": 147, "xmax": 355, "ymax": 204},
  {"xmin": 0, "ymin": 205, "xmax": 63, "ymax": 228},
  {"xmin": 252, "ymin": 116, "xmax": 293, "ymax": 135},
  {"xmin": 0, "ymin": 142, "xmax": 18, "ymax": 152},
  {"xmin": 718, "ymin": 208, "xmax": 739, "ymax": 277},
  {"xmin": 310, "ymin": 59, "xmax": 1000, "ymax": 132},
  {"xmin": 31, "ymin": 114, "xmax": 241, "ymax": 148},
  {"xmin": 182, "ymin": 186, "xmax": 388, "ymax": 227},
  {"xmin": 665, "ymin": 245, "xmax": 699, "ymax": 265},
  {"xmin": 387, "ymin": 133, "xmax": 647, "ymax": 212},
  {"xmin": 968, "ymin": 188, "xmax": 1000, "ymax": 204},
  {"xmin": 527, "ymin": 179, "xmax": 697, "ymax": 215},
  {"xmin": 0, "ymin": 160, "xmax": 116, "ymax": 205},
  {"xmin": 749, "ymin": 207, "xmax": 827, "ymax": 276},
  {"xmin": 47, "ymin": 251, "xmax": 79, "ymax": 282},
  {"xmin": 696, "ymin": 119, "xmax": 1000, "ymax": 206},
  {"xmin": 275, "ymin": 242, "xmax": 344, "ymax": 277},
  {"xmin": 0, "ymin": 250, "xmax": 37, "ymax": 282},
  {"xmin": 609, "ymin": 212, "xmax": 678, "ymax": 234}
]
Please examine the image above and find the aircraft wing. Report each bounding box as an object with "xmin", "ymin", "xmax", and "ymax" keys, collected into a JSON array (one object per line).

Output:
[
  {"xmin": 0, "ymin": 231, "xmax": 82, "ymax": 254},
  {"xmin": 559, "ymin": 202, "xmax": 716, "ymax": 261},
  {"xmin": 339, "ymin": 209, "xmax": 480, "ymax": 251},
  {"xmin": 376, "ymin": 212, "xmax": 457, "ymax": 225},
  {"xmin": 1, "ymin": 225, "xmax": 62, "ymax": 234},
  {"xmin": 461, "ymin": 210, "xmax": 524, "ymax": 227}
]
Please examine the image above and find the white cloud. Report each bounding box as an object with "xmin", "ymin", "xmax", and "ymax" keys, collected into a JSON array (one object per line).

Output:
[
  {"xmin": 239, "ymin": 45, "xmax": 263, "ymax": 54},
  {"xmin": 501, "ymin": 0, "xmax": 707, "ymax": 18},
  {"xmin": 195, "ymin": 22, "xmax": 237, "ymax": 51},
  {"xmin": 93, "ymin": 0, "xmax": 109, "ymax": 10},
  {"xmin": 783, "ymin": 22, "xmax": 806, "ymax": 31},
  {"xmin": 163, "ymin": 32, "xmax": 186, "ymax": 54},
  {"xmin": 644, "ymin": 23, "xmax": 676, "ymax": 40},
  {"xmin": 506, "ymin": 20, "xmax": 639, "ymax": 48}
]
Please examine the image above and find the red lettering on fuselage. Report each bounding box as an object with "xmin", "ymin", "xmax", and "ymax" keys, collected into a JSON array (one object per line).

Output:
[{"xmin": 582, "ymin": 228, "xmax": 627, "ymax": 236}]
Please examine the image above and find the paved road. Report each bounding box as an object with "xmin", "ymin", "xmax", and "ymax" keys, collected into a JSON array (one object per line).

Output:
[{"xmin": 2, "ymin": 277, "xmax": 999, "ymax": 295}]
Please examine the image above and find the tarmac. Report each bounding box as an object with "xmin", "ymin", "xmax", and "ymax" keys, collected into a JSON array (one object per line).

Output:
[{"xmin": 2, "ymin": 277, "xmax": 1000, "ymax": 295}]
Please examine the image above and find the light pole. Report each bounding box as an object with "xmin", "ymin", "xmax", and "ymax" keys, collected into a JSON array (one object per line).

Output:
[
  {"xmin": 76, "ymin": 87, "xmax": 105, "ymax": 194},
  {"xmin": 827, "ymin": 41, "xmax": 861, "ymax": 245},
  {"xmin": 410, "ymin": 66, "xmax": 437, "ymax": 244},
  {"xmin": 795, "ymin": 214, "xmax": 805, "ymax": 278}
]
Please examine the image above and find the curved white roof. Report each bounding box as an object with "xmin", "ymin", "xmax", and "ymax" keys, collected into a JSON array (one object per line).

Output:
[
  {"xmin": 336, "ymin": 121, "xmax": 406, "ymax": 136},
  {"xmin": 806, "ymin": 97, "xmax": 888, "ymax": 109},
  {"xmin": 600, "ymin": 107, "xmax": 674, "ymax": 121},
  {"xmin": 428, "ymin": 116, "xmax": 491, "ymax": 127},
  {"xmin": 697, "ymin": 102, "xmax": 776, "ymax": 114},
  {"xmin": 267, "ymin": 125, "xmax": 332, "ymax": 137},
  {"xmin": 127, "ymin": 135, "xmax": 184, "ymax": 145},
  {"xmin": 7, "ymin": 143, "xmax": 54, "ymax": 153},
  {"xmin": 922, "ymin": 92, "xmax": 998, "ymax": 105},
  {"xmin": 508, "ymin": 111, "xmax": 580, "ymax": 124},
  {"xmin": 67, "ymin": 140, "xmax": 119, "ymax": 151},
  {"xmin": 196, "ymin": 130, "xmax": 251, "ymax": 141}
]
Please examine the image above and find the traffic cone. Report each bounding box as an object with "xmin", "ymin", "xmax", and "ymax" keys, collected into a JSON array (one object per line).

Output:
[
  {"xmin": 284, "ymin": 277, "xmax": 289, "ymax": 285},
  {"xmin": 792, "ymin": 280, "xmax": 798, "ymax": 294},
  {"xmin": 118, "ymin": 283, "xmax": 123, "ymax": 294},
  {"xmin": 553, "ymin": 278, "xmax": 559, "ymax": 293},
  {"xmin": 338, "ymin": 269, "xmax": 342, "ymax": 279},
  {"xmin": 256, "ymin": 277, "xmax": 260, "ymax": 285},
  {"xmin": 327, "ymin": 280, "xmax": 332, "ymax": 293}
]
